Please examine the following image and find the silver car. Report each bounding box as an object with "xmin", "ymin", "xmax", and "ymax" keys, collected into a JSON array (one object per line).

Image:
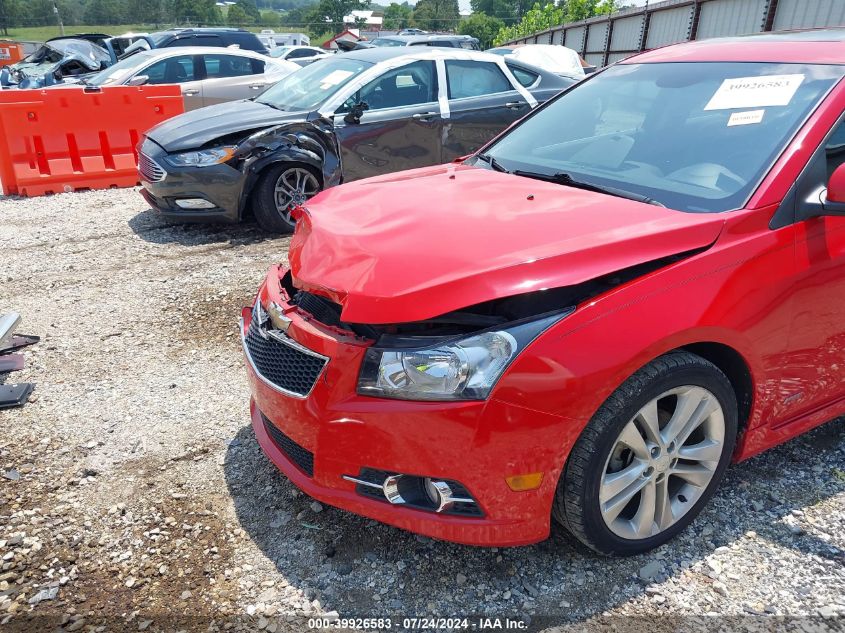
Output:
[{"xmin": 82, "ymin": 46, "xmax": 299, "ymax": 110}]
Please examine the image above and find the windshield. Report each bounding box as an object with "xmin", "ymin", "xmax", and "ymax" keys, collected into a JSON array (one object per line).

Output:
[
  {"xmin": 87, "ymin": 51, "xmax": 153, "ymax": 86},
  {"xmin": 483, "ymin": 62, "xmax": 844, "ymax": 213},
  {"xmin": 256, "ymin": 57, "xmax": 372, "ymax": 111},
  {"xmin": 371, "ymin": 38, "xmax": 404, "ymax": 47}
]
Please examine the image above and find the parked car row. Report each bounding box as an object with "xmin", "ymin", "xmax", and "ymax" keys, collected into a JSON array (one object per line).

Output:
[{"xmin": 138, "ymin": 47, "xmax": 574, "ymax": 231}]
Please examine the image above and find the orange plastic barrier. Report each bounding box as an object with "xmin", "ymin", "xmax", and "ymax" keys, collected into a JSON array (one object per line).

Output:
[
  {"xmin": 0, "ymin": 85, "xmax": 184, "ymax": 196},
  {"xmin": 0, "ymin": 42, "xmax": 24, "ymax": 64}
]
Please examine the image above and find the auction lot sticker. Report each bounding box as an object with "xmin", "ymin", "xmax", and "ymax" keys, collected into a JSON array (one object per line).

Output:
[
  {"xmin": 0, "ymin": 47, "xmax": 10, "ymax": 61},
  {"xmin": 705, "ymin": 74, "xmax": 804, "ymax": 110}
]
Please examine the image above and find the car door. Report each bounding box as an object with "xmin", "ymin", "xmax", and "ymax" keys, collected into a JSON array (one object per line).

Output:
[
  {"xmin": 140, "ymin": 54, "xmax": 203, "ymax": 110},
  {"xmin": 441, "ymin": 58, "xmax": 531, "ymax": 162},
  {"xmin": 199, "ymin": 53, "xmax": 267, "ymax": 106},
  {"xmin": 777, "ymin": 111, "xmax": 845, "ymax": 420},
  {"xmin": 332, "ymin": 59, "xmax": 442, "ymax": 182}
]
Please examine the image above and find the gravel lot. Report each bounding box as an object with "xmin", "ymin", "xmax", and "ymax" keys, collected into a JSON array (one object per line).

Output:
[{"xmin": 1, "ymin": 187, "xmax": 844, "ymax": 632}]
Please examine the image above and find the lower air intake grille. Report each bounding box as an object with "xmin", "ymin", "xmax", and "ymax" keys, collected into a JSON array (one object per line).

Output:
[{"xmin": 261, "ymin": 412, "xmax": 314, "ymax": 477}]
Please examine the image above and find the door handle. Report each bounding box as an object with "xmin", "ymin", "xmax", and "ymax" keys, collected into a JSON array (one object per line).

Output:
[
  {"xmin": 183, "ymin": 89, "xmax": 199, "ymax": 96},
  {"xmin": 412, "ymin": 112, "xmax": 437, "ymax": 120},
  {"xmin": 505, "ymin": 101, "xmax": 525, "ymax": 110},
  {"xmin": 249, "ymin": 84, "xmax": 265, "ymax": 90}
]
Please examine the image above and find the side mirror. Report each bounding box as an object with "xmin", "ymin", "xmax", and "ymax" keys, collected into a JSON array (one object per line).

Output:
[
  {"xmin": 127, "ymin": 74, "xmax": 149, "ymax": 86},
  {"xmin": 820, "ymin": 164, "xmax": 845, "ymax": 216},
  {"xmin": 343, "ymin": 101, "xmax": 369, "ymax": 124}
]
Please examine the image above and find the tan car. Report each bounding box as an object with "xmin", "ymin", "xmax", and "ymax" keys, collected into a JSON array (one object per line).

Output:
[{"xmin": 83, "ymin": 46, "xmax": 299, "ymax": 110}]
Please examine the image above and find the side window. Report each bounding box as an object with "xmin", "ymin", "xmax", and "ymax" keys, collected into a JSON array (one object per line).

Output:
[
  {"xmin": 144, "ymin": 55, "xmax": 196, "ymax": 84},
  {"xmin": 250, "ymin": 58, "xmax": 265, "ymax": 74},
  {"xmin": 825, "ymin": 120, "xmax": 845, "ymax": 180},
  {"xmin": 168, "ymin": 36, "xmax": 197, "ymax": 47},
  {"xmin": 288, "ymin": 48, "xmax": 316, "ymax": 58},
  {"xmin": 445, "ymin": 60, "xmax": 512, "ymax": 99},
  {"xmin": 356, "ymin": 60, "xmax": 437, "ymax": 111},
  {"xmin": 203, "ymin": 54, "xmax": 255, "ymax": 79},
  {"xmin": 507, "ymin": 64, "xmax": 539, "ymax": 88}
]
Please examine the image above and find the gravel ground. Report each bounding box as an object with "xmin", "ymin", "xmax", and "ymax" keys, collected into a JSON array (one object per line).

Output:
[{"xmin": 1, "ymin": 187, "xmax": 844, "ymax": 633}]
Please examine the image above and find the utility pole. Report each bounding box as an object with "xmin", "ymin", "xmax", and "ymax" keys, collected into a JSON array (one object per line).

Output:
[{"xmin": 53, "ymin": 1, "xmax": 65, "ymax": 36}]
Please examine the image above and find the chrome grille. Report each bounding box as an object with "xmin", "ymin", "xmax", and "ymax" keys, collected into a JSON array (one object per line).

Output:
[{"xmin": 138, "ymin": 152, "xmax": 166, "ymax": 182}]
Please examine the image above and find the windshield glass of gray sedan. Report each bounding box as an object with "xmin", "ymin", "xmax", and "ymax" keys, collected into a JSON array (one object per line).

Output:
[
  {"xmin": 484, "ymin": 62, "xmax": 844, "ymax": 213},
  {"xmin": 256, "ymin": 57, "xmax": 371, "ymax": 111}
]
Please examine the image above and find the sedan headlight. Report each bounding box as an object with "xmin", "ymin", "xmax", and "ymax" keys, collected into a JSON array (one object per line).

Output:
[
  {"xmin": 165, "ymin": 146, "xmax": 236, "ymax": 168},
  {"xmin": 357, "ymin": 311, "xmax": 569, "ymax": 401}
]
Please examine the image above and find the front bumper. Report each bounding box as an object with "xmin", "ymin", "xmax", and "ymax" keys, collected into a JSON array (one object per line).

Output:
[
  {"xmin": 137, "ymin": 139, "xmax": 245, "ymax": 223},
  {"xmin": 243, "ymin": 267, "xmax": 570, "ymax": 547}
]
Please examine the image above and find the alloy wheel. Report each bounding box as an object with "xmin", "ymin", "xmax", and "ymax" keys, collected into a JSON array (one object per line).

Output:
[
  {"xmin": 599, "ymin": 385, "xmax": 725, "ymax": 540},
  {"xmin": 273, "ymin": 167, "xmax": 320, "ymax": 224}
]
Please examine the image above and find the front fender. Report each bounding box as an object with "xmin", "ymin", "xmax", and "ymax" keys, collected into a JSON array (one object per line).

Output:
[{"xmin": 235, "ymin": 121, "xmax": 342, "ymax": 218}]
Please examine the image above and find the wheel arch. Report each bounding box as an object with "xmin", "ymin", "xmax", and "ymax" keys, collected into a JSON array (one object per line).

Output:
[{"xmin": 240, "ymin": 154, "xmax": 326, "ymax": 220}]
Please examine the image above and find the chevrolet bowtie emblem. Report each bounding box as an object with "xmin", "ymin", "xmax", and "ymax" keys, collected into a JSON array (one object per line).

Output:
[{"xmin": 268, "ymin": 301, "xmax": 292, "ymax": 332}]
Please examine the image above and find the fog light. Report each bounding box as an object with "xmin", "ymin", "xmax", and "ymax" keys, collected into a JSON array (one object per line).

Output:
[
  {"xmin": 174, "ymin": 198, "xmax": 215, "ymax": 210},
  {"xmin": 505, "ymin": 472, "xmax": 544, "ymax": 491}
]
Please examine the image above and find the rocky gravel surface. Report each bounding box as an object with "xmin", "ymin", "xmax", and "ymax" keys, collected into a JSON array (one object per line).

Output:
[{"xmin": 1, "ymin": 188, "xmax": 844, "ymax": 632}]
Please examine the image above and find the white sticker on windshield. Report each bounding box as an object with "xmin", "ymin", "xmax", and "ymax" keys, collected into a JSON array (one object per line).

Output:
[
  {"xmin": 704, "ymin": 74, "xmax": 804, "ymax": 111},
  {"xmin": 727, "ymin": 109, "xmax": 765, "ymax": 126},
  {"xmin": 319, "ymin": 69, "xmax": 354, "ymax": 89}
]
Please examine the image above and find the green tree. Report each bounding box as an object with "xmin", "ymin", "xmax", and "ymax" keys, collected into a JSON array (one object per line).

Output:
[
  {"xmin": 260, "ymin": 9, "xmax": 281, "ymax": 25},
  {"xmin": 383, "ymin": 2, "xmax": 413, "ymax": 29},
  {"xmin": 170, "ymin": 0, "xmax": 223, "ymax": 24},
  {"xmin": 412, "ymin": 0, "xmax": 458, "ymax": 32},
  {"xmin": 126, "ymin": 0, "xmax": 166, "ymax": 25},
  {"xmin": 236, "ymin": 0, "xmax": 261, "ymax": 21},
  {"xmin": 459, "ymin": 11, "xmax": 503, "ymax": 49},
  {"xmin": 469, "ymin": 0, "xmax": 514, "ymax": 24},
  {"xmin": 306, "ymin": 0, "xmax": 368, "ymax": 36},
  {"xmin": 83, "ymin": 0, "xmax": 126, "ymax": 25},
  {"xmin": 0, "ymin": 0, "xmax": 21, "ymax": 34},
  {"xmin": 227, "ymin": 2, "xmax": 251, "ymax": 23},
  {"xmin": 280, "ymin": 5, "xmax": 308, "ymax": 26},
  {"xmin": 493, "ymin": 1, "xmax": 563, "ymax": 44}
]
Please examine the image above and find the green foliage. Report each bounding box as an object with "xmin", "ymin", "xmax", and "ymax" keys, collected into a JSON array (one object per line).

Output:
[
  {"xmin": 259, "ymin": 9, "xmax": 281, "ymax": 26},
  {"xmin": 493, "ymin": 2, "xmax": 562, "ymax": 45},
  {"xmin": 382, "ymin": 1, "xmax": 412, "ymax": 30},
  {"xmin": 0, "ymin": 0, "xmax": 22, "ymax": 35},
  {"xmin": 84, "ymin": 0, "xmax": 126, "ymax": 24},
  {"xmin": 236, "ymin": 0, "xmax": 261, "ymax": 21},
  {"xmin": 411, "ymin": 0, "xmax": 458, "ymax": 31},
  {"xmin": 469, "ymin": 0, "xmax": 514, "ymax": 24},
  {"xmin": 492, "ymin": 0, "xmax": 617, "ymax": 45},
  {"xmin": 306, "ymin": 0, "xmax": 368, "ymax": 35},
  {"xmin": 169, "ymin": 0, "xmax": 223, "ymax": 25},
  {"xmin": 459, "ymin": 11, "xmax": 503, "ymax": 49},
  {"xmin": 226, "ymin": 3, "xmax": 250, "ymax": 23},
  {"xmin": 125, "ymin": 0, "xmax": 166, "ymax": 25}
]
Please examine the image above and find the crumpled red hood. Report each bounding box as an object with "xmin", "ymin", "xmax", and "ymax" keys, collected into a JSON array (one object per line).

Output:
[{"xmin": 289, "ymin": 164, "xmax": 725, "ymax": 324}]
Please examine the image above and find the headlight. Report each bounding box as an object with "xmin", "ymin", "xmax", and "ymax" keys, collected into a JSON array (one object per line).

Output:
[
  {"xmin": 357, "ymin": 311, "xmax": 569, "ymax": 401},
  {"xmin": 165, "ymin": 146, "xmax": 235, "ymax": 167}
]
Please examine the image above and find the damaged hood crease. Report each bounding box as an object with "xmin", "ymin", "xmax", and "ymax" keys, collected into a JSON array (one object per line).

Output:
[{"xmin": 289, "ymin": 165, "xmax": 726, "ymax": 324}]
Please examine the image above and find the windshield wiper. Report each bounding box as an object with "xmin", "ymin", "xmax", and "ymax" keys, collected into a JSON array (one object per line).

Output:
[
  {"xmin": 512, "ymin": 169, "xmax": 665, "ymax": 207},
  {"xmin": 476, "ymin": 153, "xmax": 509, "ymax": 173}
]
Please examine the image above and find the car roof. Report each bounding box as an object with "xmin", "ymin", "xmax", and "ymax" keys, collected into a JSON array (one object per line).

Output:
[
  {"xmin": 131, "ymin": 46, "xmax": 270, "ymax": 59},
  {"xmin": 342, "ymin": 47, "xmax": 493, "ymax": 63},
  {"xmin": 628, "ymin": 28, "xmax": 845, "ymax": 66},
  {"xmin": 373, "ymin": 34, "xmax": 477, "ymax": 44}
]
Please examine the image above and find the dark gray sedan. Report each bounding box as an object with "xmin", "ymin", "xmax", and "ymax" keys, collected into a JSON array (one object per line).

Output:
[{"xmin": 138, "ymin": 47, "xmax": 572, "ymax": 232}]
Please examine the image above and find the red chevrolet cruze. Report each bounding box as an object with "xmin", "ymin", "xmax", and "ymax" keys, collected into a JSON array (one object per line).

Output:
[{"xmin": 242, "ymin": 30, "xmax": 845, "ymax": 555}]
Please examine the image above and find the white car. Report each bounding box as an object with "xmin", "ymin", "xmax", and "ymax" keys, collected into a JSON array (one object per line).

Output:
[
  {"xmin": 486, "ymin": 44, "xmax": 586, "ymax": 81},
  {"xmin": 82, "ymin": 46, "xmax": 299, "ymax": 110},
  {"xmin": 269, "ymin": 45, "xmax": 330, "ymax": 67}
]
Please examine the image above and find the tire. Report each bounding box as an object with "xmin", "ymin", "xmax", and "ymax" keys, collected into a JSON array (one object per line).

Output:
[
  {"xmin": 252, "ymin": 163, "xmax": 321, "ymax": 234},
  {"xmin": 554, "ymin": 351, "xmax": 738, "ymax": 556}
]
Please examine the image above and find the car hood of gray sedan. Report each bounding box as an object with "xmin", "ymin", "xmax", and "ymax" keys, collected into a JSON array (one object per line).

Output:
[{"xmin": 145, "ymin": 99, "xmax": 309, "ymax": 152}]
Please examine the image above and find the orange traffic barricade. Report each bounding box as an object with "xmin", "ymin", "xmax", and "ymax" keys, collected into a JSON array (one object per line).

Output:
[
  {"xmin": 0, "ymin": 85, "xmax": 184, "ymax": 197},
  {"xmin": 0, "ymin": 42, "xmax": 24, "ymax": 65}
]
